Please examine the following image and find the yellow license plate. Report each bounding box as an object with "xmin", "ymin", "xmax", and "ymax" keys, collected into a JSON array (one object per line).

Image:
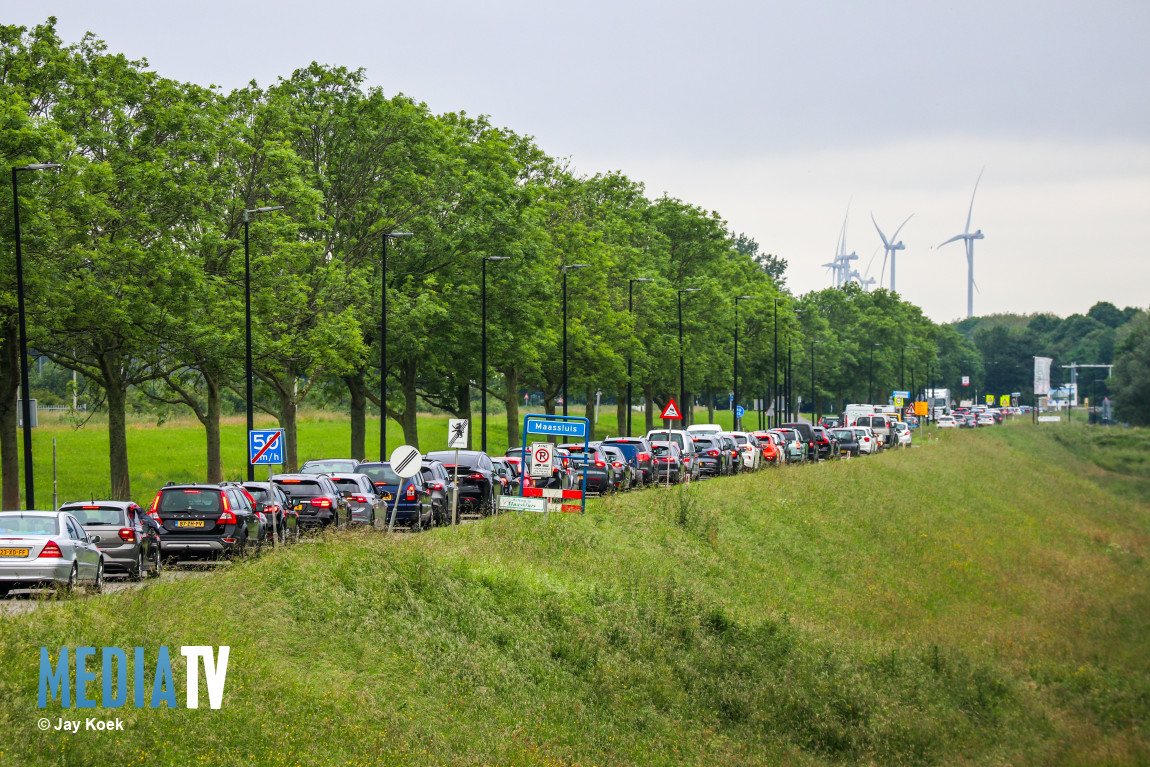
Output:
[
  {"xmin": 294, "ymin": 503, "xmax": 304, "ymax": 511},
  {"xmin": 0, "ymin": 548, "xmax": 29, "ymax": 557},
  {"xmin": 176, "ymin": 520, "xmax": 205, "ymax": 528},
  {"xmin": 380, "ymin": 492, "xmax": 392, "ymax": 500}
]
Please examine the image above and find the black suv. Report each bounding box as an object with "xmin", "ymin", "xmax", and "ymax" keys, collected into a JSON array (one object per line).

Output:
[
  {"xmin": 425, "ymin": 451, "xmax": 500, "ymax": 515},
  {"xmin": 149, "ymin": 483, "xmax": 261, "ymax": 560},
  {"xmin": 599, "ymin": 437, "xmax": 655, "ymax": 487},
  {"xmin": 271, "ymin": 474, "xmax": 347, "ymax": 529}
]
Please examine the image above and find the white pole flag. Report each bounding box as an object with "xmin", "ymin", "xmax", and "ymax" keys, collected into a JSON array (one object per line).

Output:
[{"xmin": 1033, "ymin": 357, "xmax": 1053, "ymax": 396}]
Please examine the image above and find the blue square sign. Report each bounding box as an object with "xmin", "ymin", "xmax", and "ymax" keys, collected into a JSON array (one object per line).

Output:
[{"xmin": 249, "ymin": 429, "xmax": 284, "ymax": 465}]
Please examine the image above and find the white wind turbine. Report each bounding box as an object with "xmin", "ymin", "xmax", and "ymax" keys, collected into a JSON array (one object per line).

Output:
[
  {"xmin": 823, "ymin": 204, "xmax": 858, "ymax": 288},
  {"xmin": 872, "ymin": 212, "xmax": 913, "ymax": 292},
  {"xmin": 939, "ymin": 168, "xmax": 985, "ymax": 318}
]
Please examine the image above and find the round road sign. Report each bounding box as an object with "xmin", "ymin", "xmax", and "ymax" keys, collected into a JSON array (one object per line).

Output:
[{"xmin": 388, "ymin": 445, "xmax": 423, "ymax": 478}]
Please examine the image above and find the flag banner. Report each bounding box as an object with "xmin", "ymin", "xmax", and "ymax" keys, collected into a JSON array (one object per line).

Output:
[{"xmin": 1034, "ymin": 357, "xmax": 1053, "ymax": 396}]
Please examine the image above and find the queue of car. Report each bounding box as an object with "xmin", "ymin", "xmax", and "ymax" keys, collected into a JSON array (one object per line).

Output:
[{"xmin": 4, "ymin": 402, "xmax": 965, "ymax": 597}]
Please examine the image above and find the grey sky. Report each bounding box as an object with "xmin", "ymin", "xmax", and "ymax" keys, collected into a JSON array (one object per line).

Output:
[{"xmin": 14, "ymin": 1, "xmax": 1150, "ymax": 321}]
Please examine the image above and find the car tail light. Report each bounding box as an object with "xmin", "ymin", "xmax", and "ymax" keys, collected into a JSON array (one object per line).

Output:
[
  {"xmin": 81, "ymin": 504, "xmax": 100, "ymax": 509},
  {"xmin": 38, "ymin": 540, "xmax": 62, "ymax": 558},
  {"xmin": 638, "ymin": 452, "xmax": 650, "ymax": 461},
  {"xmin": 500, "ymin": 478, "xmax": 508, "ymax": 488},
  {"xmin": 708, "ymin": 450, "xmax": 719, "ymax": 457},
  {"xmin": 470, "ymin": 473, "xmax": 484, "ymax": 480},
  {"xmin": 118, "ymin": 528, "xmax": 136, "ymax": 543},
  {"xmin": 310, "ymin": 498, "xmax": 332, "ymax": 508},
  {"xmin": 431, "ymin": 483, "xmax": 444, "ymax": 491},
  {"xmin": 594, "ymin": 460, "xmax": 605, "ymax": 467},
  {"xmin": 223, "ymin": 538, "xmax": 236, "ymax": 544},
  {"xmin": 148, "ymin": 493, "xmax": 162, "ymax": 521},
  {"xmin": 218, "ymin": 510, "xmax": 238, "ymax": 524},
  {"xmin": 406, "ymin": 485, "xmax": 416, "ymax": 500},
  {"xmin": 352, "ymin": 496, "xmax": 368, "ymax": 503}
]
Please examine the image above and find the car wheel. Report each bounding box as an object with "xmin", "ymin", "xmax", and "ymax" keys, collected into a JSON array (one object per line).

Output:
[
  {"xmin": 89, "ymin": 560, "xmax": 104, "ymax": 594},
  {"xmin": 57, "ymin": 564, "xmax": 78, "ymax": 596},
  {"xmin": 131, "ymin": 550, "xmax": 145, "ymax": 582},
  {"xmin": 147, "ymin": 546, "xmax": 162, "ymax": 578}
]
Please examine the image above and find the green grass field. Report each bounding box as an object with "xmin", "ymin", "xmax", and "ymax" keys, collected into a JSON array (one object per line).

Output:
[
  {"xmin": 14, "ymin": 407, "xmax": 754, "ymax": 508},
  {"xmin": 1, "ymin": 420, "xmax": 1147, "ymax": 765}
]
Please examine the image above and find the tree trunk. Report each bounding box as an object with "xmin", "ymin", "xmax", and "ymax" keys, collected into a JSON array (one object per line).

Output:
[
  {"xmin": 504, "ymin": 366, "xmax": 520, "ymax": 448},
  {"xmin": 205, "ymin": 372, "xmax": 222, "ymax": 484},
  {"xmin": 616, "ymin": 386, "xmax": 627, "ymax": 438},
  {"xmin": 400, "ymin": 359, "xmax": 420, "ymax": 450},
  {"xmin": 584, "ymin": 388, "xmax": 596, "ymax": 442},
  {"xmin": 455, "ymin": 383, "xmax": 471, "ymax": 450},
  {"xmin": 706, "ymin": 389, "xmax": 714, "ymax": 424},
  {"xmin": 346, "ymin": 371, "xmax": 367, "ymax": 460},
  {"xmin": 0, "ymin": 320, "xmax": 18, "ymax": 509},
  {"xmin": 100, "ymin": 354, "xmax": 131, "ymax": 501}
]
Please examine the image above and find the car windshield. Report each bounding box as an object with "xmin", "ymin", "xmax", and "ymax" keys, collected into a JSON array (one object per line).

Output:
[
  {"xmin": 243, "ymin": 485, "xmax": 271, "ymax": 502},
  {"xmin": 273, "ymin": 479, "xmax": 325, "ymax": 498},
  {"xmin": 69, "ymin": 506, "xmax": 124, "ymax": 526},
  {"xmin": 651, "ymin": 444, "xmax": 676, "ymax": 457},
  {"xmin": 332, "ymin": 478, "xmax": 364, "ymax": 493},
  {"xmin": 0, "ymin": 515, "xmax": 59, "ymax": 535},
  {"xmin": 426, "ymin": 451, "xmax": 481, "ymax": 470},
  {"xmin": 692, "ymin": 438, "xmax": 717, "ymax": 449},
  {"xmin": 160, "ymin": 488, "xmax": 223, "ymax": 512},
  {"xmin": 356, "ymin": 465, "xmax": 402, "ymax": 486},
  {"xmin": 301, "ymin": 460, "xmax": 357, "ymax": 474},
  {"xmin": 602, "ymin": 442, "xmax": 641, "ymax": 460},
  {"xmin": 648, "ymin": 432, "xmax": 686, "ymax": 450},
  {"xmin": 832, "ymin": 430, "xmax": 853, "ymax": 440}
]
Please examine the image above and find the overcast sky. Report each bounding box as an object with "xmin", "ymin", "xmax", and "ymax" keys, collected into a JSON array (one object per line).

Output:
[{"xmin": 14, "ymin": 1, "xmax": 1150, "ymax": 322}]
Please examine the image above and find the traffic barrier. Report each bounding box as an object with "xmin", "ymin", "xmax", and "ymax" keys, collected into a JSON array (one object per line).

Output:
[{"xmin": 523, "ymin": 487, "xmax": 583, "ymax": 513}]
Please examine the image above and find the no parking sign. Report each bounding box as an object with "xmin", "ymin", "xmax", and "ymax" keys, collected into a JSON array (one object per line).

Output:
[{"xmin": 530, "ymin": 442, "xmax": 554, "ymax": 478}]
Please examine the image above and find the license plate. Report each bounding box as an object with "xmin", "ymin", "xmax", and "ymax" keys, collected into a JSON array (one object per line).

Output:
[
  {"xmin": 175, "ymin": 520, "xmax": 205, "ymax": 528},
  {"xmin": 0, "ymin": 548, "xmax": 29, "ymax": 557},
  {"xmin": 380, "ymin": 492, "xmax": 392, "ymax": 500},
  {"xmin": 294, "ymin": 503, "xmax": 304, "ymax": 511}
]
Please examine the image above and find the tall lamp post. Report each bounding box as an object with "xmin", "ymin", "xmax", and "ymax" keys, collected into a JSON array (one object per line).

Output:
[
  {"xmin": 733, "ymin": 295, "xmax": 753, "ymax": 430},
  {"xmin": 378, "ymin": 230, "xmax": 412, "ymax": 459},
  {"xmin": 790, "ymin": 308, "xmax": 804, "ymax": 422},
  {"xmin": 868, "ymin": 343, "xmax": 883, "ymax": 404},
  {"xmin": 480, "ymin": 256, "xmax": 510, "ymax": 452},
  {"xmin": 678, "ymin": 288, "xmax": 700, "ymax": 426},
  {"xmin": 243, "ymin": 205, "xmax": 285, "ymax": 480},
  {"xmin": 562, "ymin": 264, "xmax": 589, "ymax": 417},
  {"xmin": 810, "ymin": 340, "xmax": 825, "ymax": 426},
  {"xmin": 627, "ymin": 278, "xmax": 654, "ymax": 435},
  {"xmin": 11, "ymin": 162, "xmax": 61, "ymax": 508},
  {"xmin": 772, "ymin": 297, "xmax": 782, "ymax": 427}
]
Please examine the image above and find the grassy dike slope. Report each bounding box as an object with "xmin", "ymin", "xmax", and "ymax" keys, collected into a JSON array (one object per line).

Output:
[{"xmin": 1, "ymin": 424, "xmax": 1147, "ymax": 766}]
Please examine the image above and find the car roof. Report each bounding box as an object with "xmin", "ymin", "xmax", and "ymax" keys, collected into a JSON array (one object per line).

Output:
[
  {"xmin": 59, "ymin": 500, "xmax": 136, "ymax": 509},
  {"xmin": 0, "ymin": 510, "xmax": 64, "ymax": 517}
]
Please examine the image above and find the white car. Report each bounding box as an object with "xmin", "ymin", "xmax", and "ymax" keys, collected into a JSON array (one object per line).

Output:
[
  {"xmin": 936, "ymin": 416, "xmax": 957, "ymax": 428},
  {"xmin": 851, "ymin": 427, "xmax": 879, "ymax": 454},
  {"xmin": 728, "ymin": 431, "xmax": 762, "ymax": 471},
  {"xmin": 977, "ymin": 414, "xmax": 995, "ymax": 426},
  {"xmin": 0, "ymin": 511, "xmax": 105, "ymax": 595},
  {"xmin": 894, "ymin": 422, "xmax": 912, "ymax": 447}
]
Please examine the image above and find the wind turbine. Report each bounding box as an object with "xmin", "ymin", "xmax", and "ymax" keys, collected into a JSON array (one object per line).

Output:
[
  {"xmin": 825, "ymin": 203, "xmax": 858, "ymax": 288},
  {"xmin": 872, "ymin": 212, "xmax": 913, "ymax": 292},
  {"xmin": 939, "ymin": 168, "xmax": 985, "ymax": 318}
]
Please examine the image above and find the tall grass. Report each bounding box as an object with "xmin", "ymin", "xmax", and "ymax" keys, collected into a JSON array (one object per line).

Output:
[{"xmin": 1, "ymin": 422, "xmax": 1147, "ymax": 765}]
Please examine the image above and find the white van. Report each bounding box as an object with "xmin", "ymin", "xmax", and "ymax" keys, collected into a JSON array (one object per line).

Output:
[{"xmin": 843, "ymin": 404, "xmax": 876, "ymax": 427}]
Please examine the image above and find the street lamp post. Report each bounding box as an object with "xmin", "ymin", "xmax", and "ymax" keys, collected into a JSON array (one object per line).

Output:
[
  {"xmin": 790, "ymin": 309, "xmax": 804, "ymax": 422},
  {"xmin": 733, "ymin": 295, "xmax": 753, "ymax": 430},
  {"xmin": 562, "ymin": 264, "xmax": 589, "ymax": 417},
  {"xmin": 678, "ymin": 288, "xmax": 700, "ymax": 426},
  {"xmin": 378, "ymin": 231, "xmax": 412, "ymax": 459},
  {"xmin": 811, "ymin": 340, "xmax": 825, "ymax": 426},
  {"xmin": 627, "ymin": 278, "xmax": 654, "ymax": 436},
  {"xmin": 868, "ymin": 343, "xmax": 883, "ymax": 404},
  {"xmin": 11, "ymin": 162, "xmax": 61, "ymax": 508},
  {"xmin": 772, "ymin": 297, "xmax": 782, "ymax": 427},
  {"xmin": 243, "ymin": 205, "xmax": 285, "ymax": 480},
  {"xmin": 480, "ymin": 256, "xmax": 510, "ymax": 453}
]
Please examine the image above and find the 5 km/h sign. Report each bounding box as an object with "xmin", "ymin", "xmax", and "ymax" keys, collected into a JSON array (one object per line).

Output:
[{"xmin": 249, "ymin": 429, "xmax": 284, "ymax": 465}]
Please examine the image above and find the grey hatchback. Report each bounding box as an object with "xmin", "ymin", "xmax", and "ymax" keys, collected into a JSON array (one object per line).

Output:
[{"xmin": 61, "ymin": 501, "xmax": 161, "ymax": 580}]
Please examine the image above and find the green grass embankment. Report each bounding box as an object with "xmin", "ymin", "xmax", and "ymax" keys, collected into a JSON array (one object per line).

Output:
[{"xmin": 1, "ymin": 422, "xmax": 1147, "ymax": 765}]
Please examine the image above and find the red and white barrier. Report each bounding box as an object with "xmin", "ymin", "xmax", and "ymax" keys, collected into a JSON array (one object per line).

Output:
[{"xmin": 523, "ymin": 487, "xmax": 583, "ymax": 513}]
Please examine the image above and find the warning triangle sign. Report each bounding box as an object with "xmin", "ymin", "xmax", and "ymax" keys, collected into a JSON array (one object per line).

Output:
[{"xmin": 660, "ymin": 398, "xmax": 683, "ymax": 420}]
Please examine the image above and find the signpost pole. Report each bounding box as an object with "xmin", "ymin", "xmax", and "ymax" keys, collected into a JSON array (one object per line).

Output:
[
  {"xmin": 451, "ymin": 450, "xmax": 460, "ymax": 527},
  {"xmin": 388, "ymin": 477, "xmax": 401, "ymax": 533}
]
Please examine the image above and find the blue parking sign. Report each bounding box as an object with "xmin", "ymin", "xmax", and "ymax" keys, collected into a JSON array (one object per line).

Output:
[
  {"xmin": 735, "ymin": 405, "xmax": 745, "ymax": 418},
  {"xmin": 249, "ymin": 429, "xmax": 284, "ymax": 465}
]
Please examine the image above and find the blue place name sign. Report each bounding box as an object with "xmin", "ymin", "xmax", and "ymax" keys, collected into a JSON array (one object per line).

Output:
[{"xmin": 525, "ymin": 418, "xmax": 587, "ymax": 438}]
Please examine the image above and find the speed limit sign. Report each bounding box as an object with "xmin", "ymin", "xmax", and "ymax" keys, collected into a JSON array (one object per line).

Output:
[{"xmin": 530, "ymin": 442, "xmax": 553, "ymax": 478}]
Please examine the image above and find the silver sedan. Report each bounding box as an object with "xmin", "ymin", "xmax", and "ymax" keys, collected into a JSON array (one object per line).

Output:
[{"xmin": 0, "ymin": 511, "xmax": 104, "ymax": 595}]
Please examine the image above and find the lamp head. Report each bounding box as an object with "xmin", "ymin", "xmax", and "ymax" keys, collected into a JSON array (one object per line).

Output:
[
  {"xmin": 485, "ymin": 256, "xmax": 510, "ymax": 262},
  {"xmin": 17, "ymin": 162, "xmax": 61, "ymax": 171},
  {"xmin": 564, "ymin": 263, "xmax": 589, "ymax": 270}
]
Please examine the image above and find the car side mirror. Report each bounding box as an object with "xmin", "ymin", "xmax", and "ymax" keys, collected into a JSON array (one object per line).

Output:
[{"xmin": 89, "ymin": 534, "xmax": 102, "ymax": 544}]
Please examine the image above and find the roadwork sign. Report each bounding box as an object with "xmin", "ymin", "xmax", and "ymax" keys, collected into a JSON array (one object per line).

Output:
[
  {"xmin": 249, "ymin": 429, "xmax": 284, "ymax": 465},
  {"xmin": 660, "ymin": 398, "xmax": 683, "ymax": 420}
]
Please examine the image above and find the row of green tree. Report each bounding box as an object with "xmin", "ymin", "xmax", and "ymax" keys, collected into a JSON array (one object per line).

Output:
[{"xmin": 3, "ymin": 19, "xmax": 975, "ymax": 503}]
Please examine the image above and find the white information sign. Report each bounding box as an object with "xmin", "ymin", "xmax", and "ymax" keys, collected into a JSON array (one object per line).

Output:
[
  {"xmin": 529, "ymin": 442, "xmax": 553, "ymax": 478},
  {"xmin": 447, "ymin": 419, "xmax": 469, "ymax": 449}
]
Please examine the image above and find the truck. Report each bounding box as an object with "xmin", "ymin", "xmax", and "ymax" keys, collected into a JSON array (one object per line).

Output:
[{"xmin": 924, "ymin": 388, "xmax": 951, "ymax": 420}]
